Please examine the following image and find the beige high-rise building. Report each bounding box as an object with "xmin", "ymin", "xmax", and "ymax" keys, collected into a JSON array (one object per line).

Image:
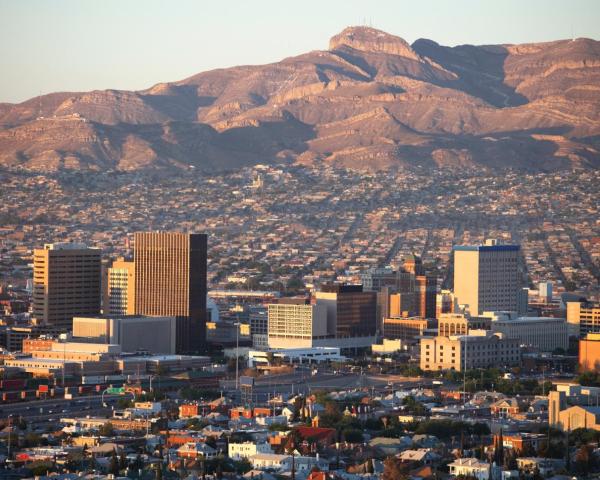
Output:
[
  {"xmin": 134, "ymin": 232, "xmax": 207, "ymax": 353},
  {"xmin": 32, "ymin": 243, "xmax": 101, "ymax": 327},
  {"xmin": 567, "ymin": 302, "xmax": 600, "ymax": 338},
  {"xmin": 453, "ymin": 239, "xmax": 520, "ymax": 315},
  {"xmin": 107, "ymin": 257, "xmax": 135, "ymax": 315}
]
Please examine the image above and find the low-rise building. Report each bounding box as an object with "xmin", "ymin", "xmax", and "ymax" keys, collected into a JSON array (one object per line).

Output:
[
  {"xmin": 484, "ymin": 312, "xmax": 568, "ymax": 352},
  {"xmin": 420, "ymin": 331, "xmax": 520, "ymax": 371},
  {"xmin": 579, "ymin": 333, "xmax": 600, "ymax": 371},
  {"xmin": 229, "ymin": 442, "xmax": 273, "ymax": 460},
  {"xmin": 448, "ymin": 458, "xmax": 493, "ymax": 480}
]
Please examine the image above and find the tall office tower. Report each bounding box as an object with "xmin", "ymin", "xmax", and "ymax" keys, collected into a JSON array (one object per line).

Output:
[
  {"xmin": 403, "ymin": 254, "xmax": 425, "ymax": 276},
  {"xmin": 453, "ymin": 239, "xmax": 520, "ymax": 315},
  {"xmin": 403, "ymin": 255, "xmax": 437, "ymax": 319},
  {"xmin": 32, "ymin": 243, "xmax": 101, "ymax": 327},
  {"xmin": 415, "ymin": 275, "xmax": 437, "ymax": 318},
  {"xmin": 315, "ymin": 284, "xmax": 377, "ymax": 338},
  {"xmin": 107, "ymin": 257, "xmax": 135, "ymax": 315},
  {"xmin": 359, "ymin": 267, "xmax": 398, "ymax": 291},
  {"xmin": 538, "ymin": 282, "xmax": 553, "ymax": 302},
  {"xmin": 134, "ymin": 232, "xmax": 207, "ymax": 353}
]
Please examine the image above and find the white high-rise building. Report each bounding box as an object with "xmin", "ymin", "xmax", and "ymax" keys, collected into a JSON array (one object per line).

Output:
[
  {"xmin": 267, "ymin": 301, "xmax": 328, "ymax": 349},
  {"xmin": 453, "ymin": 239, "xmax": 520, "ymax": 315}
]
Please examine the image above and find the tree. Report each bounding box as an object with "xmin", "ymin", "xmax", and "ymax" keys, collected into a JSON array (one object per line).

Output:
[
  {"xmin": 342, "ymin": 428, "xmax": 363, "ymax": 444},
  {"xmin": 109, "ymin": 451, "xmax": 120, "ymax": 475},
  {"xmin": 98, "ymin": 422, "xmax": 114, "ymax": 436},
  {"xmin": 382, "ymin": 457, "xmax": 408, "ymax": 480},
  {"xmin": 119, "ymin": 450, "xmax": 127, "ymax": 470}
]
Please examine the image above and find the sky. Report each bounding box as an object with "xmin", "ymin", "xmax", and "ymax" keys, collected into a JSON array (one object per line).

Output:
[{"xmin": 1, "ymin": 0, "xmax": 599, "ymax": 103}]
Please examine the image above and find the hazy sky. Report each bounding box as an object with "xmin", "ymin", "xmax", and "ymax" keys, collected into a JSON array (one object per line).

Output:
[{"xmin": 1, "ymin": 0, "xmax": 599, "ymax": 103}]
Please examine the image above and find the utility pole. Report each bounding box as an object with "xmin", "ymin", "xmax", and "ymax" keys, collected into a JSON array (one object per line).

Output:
[
  {"xmin": 235, "ymin": 321, "xmax": 240, "ymax": 390},
  {"xmin": 7, "ymin": 415, "xmax": 12, "ymax": 462}
]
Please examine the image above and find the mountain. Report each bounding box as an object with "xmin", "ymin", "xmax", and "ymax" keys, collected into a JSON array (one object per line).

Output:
[{"xmin": 1, "ymin": 26, "xmax": 599, "ymax": 172}]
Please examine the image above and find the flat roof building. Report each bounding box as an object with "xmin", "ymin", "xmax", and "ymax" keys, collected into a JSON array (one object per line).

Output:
[
  {"xmin": 485, "ymin": 311, "xmax": 569, "ymax": 352},
  {"xmin": 73, "ymin": 315, "xmax": 177, "ymax": 354},
  {"xmin": 453, "ymin": 239, "xmax": 520, "ymax": 315},
  {"xmin": 420, "ymin": 331, "xmax": 521, "ymax": 372},
  {"xmin": 134, "ymin": 232, "xmax": 207, "ymax": 354},
  {"xmin": 567, "ymin": 302, "xmax": 600, "ymax": 338},
  {"xmin": 267, "ymin": 303, "xmax": 328, "ymax": 349},
  {"xmin": 32, "ymin": 243, "xmax": 101, "ymax": 327},
  {"xmin": 107, "ymin": 258, "xmax": 135, "ymax": 315}
]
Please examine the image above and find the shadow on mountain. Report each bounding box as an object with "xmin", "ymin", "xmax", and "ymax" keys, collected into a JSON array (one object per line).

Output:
[
  {"xmin": 412, "ymin": 39, "xmax": 529, "ymax": 108},
  {"xmin": 394, "ymin": 129, "xmax": 569, "ymax": 171}
]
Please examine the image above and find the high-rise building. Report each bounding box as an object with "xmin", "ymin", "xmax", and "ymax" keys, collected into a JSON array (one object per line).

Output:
[
  {"xmin": 315, "ymin": 284, "xmax": 377, "ymax": 338},
  {"xmin": 567, "ymin": 302, "xmax": 600, "ymax": 338},
  {"xmin": 414, "ymin": 274, "xmax": 437, "ymax": 319},
  {"xmin": 403, "ymin": 254, "xmax": 425, "ymax": 276},
  {"xmin": 32, "ymin": 243, "xmax": 102, "ymax": 327},
  {"xmin": 267, "ymin": 300, "xmax": 328, "ymax": 348},
  {"xmin": 453, "ymin": 239, "xmax": 520, "ymax": 315},
  {"xmin": 538, "ymin": 282, "xmax": 553, "ymax": 302},
  {"xmin": 134, "ymin": 232, "xmax": 207, "ymax": 353},
  {"xmin": 107, "ymin": 257, "xmax": 135, "ymax": 315}
]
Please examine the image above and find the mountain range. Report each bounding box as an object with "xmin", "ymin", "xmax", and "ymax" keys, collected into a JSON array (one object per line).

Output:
[{"xmin": 1, "ymin": 26, "xmax": 599, "ymax": 173}]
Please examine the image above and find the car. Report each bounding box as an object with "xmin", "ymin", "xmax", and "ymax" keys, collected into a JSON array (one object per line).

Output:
[{"xmin": 61, "ymin": 409, "xmax": 68, "ymax": 413}]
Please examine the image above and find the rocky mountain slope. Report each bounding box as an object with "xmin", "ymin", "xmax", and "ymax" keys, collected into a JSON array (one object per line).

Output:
[{"xmin": 1, "ymin": 26, "xmax": 599, "ymax": 172}]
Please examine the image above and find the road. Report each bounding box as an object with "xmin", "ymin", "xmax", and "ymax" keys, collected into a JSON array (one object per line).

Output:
[
  {"xmin": 1, "ymin": 394, "xmax": 126, "ymax": 426},
  {"xmin": 222, "ymin": 371, "xmax": 434, "ymax": 402}
]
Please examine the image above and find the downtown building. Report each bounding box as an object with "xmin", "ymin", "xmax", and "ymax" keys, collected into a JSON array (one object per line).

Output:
[
  {"xmin": 264, "ymin": 284, "xmax": 378, "ymax": 353},
  {"xmin": 106, "ymin": 257, "xmax": 135, "ymax": 315},
  {"xmin": 32, "ymin": 243, "xmax": 102, "ymax": 328},
  {"xmin": 134, "ymin": 232, "xmax": 207, "ymax": 353},
  {"xmin": 453, "ymin": 239, "xmax": 520, "ymax": 315},
  {"xmin": 420, "ymin": 331, "xmax": 521, "ymax": 372}
]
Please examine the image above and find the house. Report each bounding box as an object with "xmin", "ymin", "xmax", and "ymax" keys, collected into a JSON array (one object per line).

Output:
[
  {"xmin": 397, "ymin": 449, "xmax": 440, "ymax": 465},
  {"xmin": 411, "ymin": 435, "xmax": 440, "ymax": 448},
  {"xmin": 295, "ymin": 426, "xmax": 337, "ymax": 446},
  {"xmin": 494, "ymin": 433, "xmax": 546, "ymax": 454},
  {"xmin": 369, "ymin": 436, "xmax": 412, "ymax": 456},
  {"xmin": 205, "ymin": 411, "xmax": 229, "ymax": 423},
  {"xmin": 177, "ymin": 442, "xmax": 218, "ymax": 459},
  {"xmin": 229, "ymin": 442, "xmax": 273, "ymax": 460},
  {"xmin": 516, "ymin": 457, "xmax": 565, "ymax": 477},
  {"xmin": 249, "ymin": 453, "xmax": 291, "ymax": 470},
  {"xmin": 294, "ymin": 455, "xmax": 330, "ymax": 472},
  {"xmin": 179, "ymin": 403, "xmax": 201, "ymax": 418},
  {"xmin": 201, "ymin": 425, "xmax": 225, "ymax": 438},
  {"xmin": 243, "ymin": 470, "xmax": 277, "ymax": 480},
  {"xmin": 255, "ymin": 415, "xmax": 288, "ymax": 427},
  {"xmin": 448, "ymin": 458, "xmax": 495, "ymax": 480},
  {"xmin": 490, "ymin": 398, "xmax": 524, "ymax": 418}
]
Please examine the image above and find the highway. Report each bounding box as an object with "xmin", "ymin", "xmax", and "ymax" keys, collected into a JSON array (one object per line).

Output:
[
  {"xmin": 1, "ymin": 394, "xmax": 126, "ymax": 427},
  {"xmin": 222, "ymin": 370, "xmax": 435, "ymax": 402}
]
